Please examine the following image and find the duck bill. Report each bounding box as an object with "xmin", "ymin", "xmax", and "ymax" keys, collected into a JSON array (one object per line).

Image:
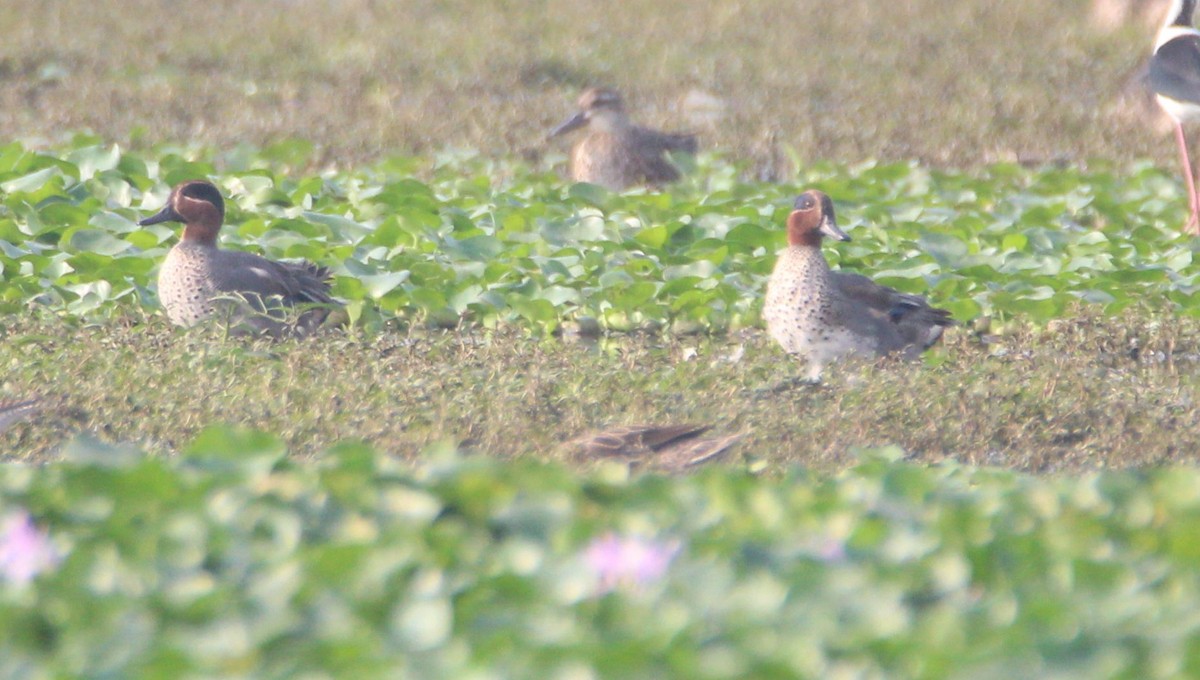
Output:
[
  {"xmin": 820, "ymin": 215, "xmax": 851, "ymax": 242},
  {"xmin": 137, "ymin": 203, "xmax": 182, "ymax": 226},
  {"xmin": 548, "ymin": 111, "xmax": 588, "ymax": 138}
]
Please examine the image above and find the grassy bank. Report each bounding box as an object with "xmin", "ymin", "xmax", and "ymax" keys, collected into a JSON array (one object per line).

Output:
[
  {"xmin": 3, "ymin": 311, "xmax": 1200, "ymax": 471},
  {"xmin": 0, "ymin": 0, "xmax": 1173, "ymax": 171},
  {"xmin": 2, "ymin": 141, "xmax": 1200, "ymax": 469}
]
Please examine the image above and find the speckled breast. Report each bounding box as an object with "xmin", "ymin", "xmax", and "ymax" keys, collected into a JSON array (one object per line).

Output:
[
  {"xmin": 157, "ymin": 244, "xmax": 219, "ymax": 327},
  {"xmin": 763, "ymin": 253, "xmax": 827, "ymax": 356}
]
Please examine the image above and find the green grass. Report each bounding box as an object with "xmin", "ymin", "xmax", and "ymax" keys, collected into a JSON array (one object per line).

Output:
[
  {"xmin": 8, "ymin": 308, "xmax": 1200, "ymax": 472},
  {"xmin": 0, "ymin": 0, "xmax": 1176, "ymax": 170}
]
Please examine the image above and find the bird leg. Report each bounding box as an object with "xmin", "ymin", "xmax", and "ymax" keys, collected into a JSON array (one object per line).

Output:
[{"xmin": 1174, "ymin": 121, "xmax": 1200, "ymax": 235}]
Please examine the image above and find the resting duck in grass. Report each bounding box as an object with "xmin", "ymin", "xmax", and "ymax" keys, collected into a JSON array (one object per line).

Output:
[
  {"xmin": 565, "ymin": 424, "xmax": 741, "ymax": 473},
  {"xmin": 548, "ymin": 87, "xmax": 697, "ymax": 191},
  {"xmin": 763, "ymin": 190, "xmax": 954, "ymax": 381},
  {"xmin": 138, "ymin": 180, "xmax": 337, "ymax": 337},
  {"xmin": 0, "ymin": 398, "xmax": 41, "ymax": 435}
]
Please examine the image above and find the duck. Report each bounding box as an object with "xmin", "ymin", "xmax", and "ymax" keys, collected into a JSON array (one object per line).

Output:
[
  {"xmin": 564, "ymin": 424, "xmax": 741, "ymax": 473},
  {"xmin": 0, "ymin": 398, "xmax": 41, "ymax": 435},
  {"xmin": 1148, "ymin": 0, "xmax": 1200, "ymax": 233},
  {"xmin": 762, "ymin": 190, "xmax": 954, "ymax": 381},
  {"xmin": 548, "ymin": 87, "xmax": 697, "ymax": 191},
  {"xmin": 138, "ymin": 180, "xmax": 337, "ymax": 337}
]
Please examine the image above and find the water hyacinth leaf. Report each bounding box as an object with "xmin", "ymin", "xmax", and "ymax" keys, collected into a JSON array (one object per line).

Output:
[
  {"xmin": 725, "ymin": 222, "xmax": 776, "ymax": 248},
  {"xmin": 64, "ymin": 281, "xmax": 117, "ymax": 314},
  {"xmin": 4, "ymin": 140, "xmax": 1200, "ymax": 331},
  {"xmin": 0, "ymin": 240, "xmax": 29, "ymax": 258},
  {"xmin": 940, "ymin": 297, "xmax": 982, "ymax": 319},
  {"xmin": 541, "ymin": 214, "xmax": 606, "ymax": 244},
  {"xmin": 634, "ymin": 224, "xmax": 669, "ymax": 248},
  {"xmin": 410, "ymin": 287, "xmax": 448, "ymax": 312},
  {"xmin": 444, "ymin": 235, "xmax": 503, "ymax": 261},
  {"xmin": 449, "ymin": 284, "xmax": 486, "ymax": 312},
  {"xmin": 1, "ymin": 167, "xmax": 61, "ymax": 194},
  {"xmin": 6, "ymin": 414, "xmax": 1200, "ymax": 677},
  {"xmin": 60, "ymin": 433, "xmax": 146, "ymax": 467},
  {"xmin": 360, "ymin": 271, "xmax": 411, "ymax": 299},
  {"xmin": 1107, "ymin": 268, "xmax": 1169, "ymax": 283},
  {"xmin": 183, "ymin": 425, "xmax": 286, "ymax": 470},
  {"xmin": 343, "ymin": 299, "xmax": 365, "ymax": 326},
  {"xmin": 234, "ymin": 176, "xmax": 284, "ymax": 205},
  {"xmin": 670, "ymin": 288, "xmax": 719, "ymax": 312},
  {"xmin": 302, "ymin": 211, "xmax": 372, "ymax": 241},
  {"xmin": 39, "ymin": 202, "xmax": 91, "ymax": 230},
  {"xmin": 663, "ymin": 260, "xmax": 717, "ymax": 280},
  {"xmin": 67, "ymin": 144, "xmax": 121, "ymax": 180},
  {"xmin": 1001, "ymin": 232, "xmax": 1028, "ymax": 251},
  {"xmin": 1165, "ymin": 250, "xmax": 1192, "ymax": 271},
  {"xmin": 567, "ymin": 182, "xmax": 611, "ymax": 206},
  {"xmin": 511, "ymin": 297, "xmax": 557, "ymax": 327},
  {"xmin": 917, "ymin": 232, "xmax": 970, "ymax": 266},
  {"xmin": 69, "ymin": 230, "xmax": 133, "ymax": 256},
  {"xmin": 90, "ymin": 212, "xmax": 139, "ymax": 235},
  {"xmin": 370, "ymin": 180, "xmax": 439, "ymax": 210},
  {"xmin": 613, "ymin": 281, "xmax": 660, "ymax": 307},
  {"xmin": 687, "ymin": 241, "xmax": 731, "ymax": 267},
  {"xmin": 661, "ymin": 276, "xmax": 706, "ymax": 298},
  {"xmin": 391, "ymin": 596, "xmax": 453, "ymax": 651},
  {"xmin": 870, "ymin": 263, "xmax": 942, "ymax": 281},
  {"xmin": 536, "ymin": 285, "xmax": 581, "ymax": 306}
]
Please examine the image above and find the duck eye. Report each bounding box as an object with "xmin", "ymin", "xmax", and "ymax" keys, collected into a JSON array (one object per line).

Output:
[{"xmin": 797, "ymin": 196, "xmax": 815, "ymax": 210}]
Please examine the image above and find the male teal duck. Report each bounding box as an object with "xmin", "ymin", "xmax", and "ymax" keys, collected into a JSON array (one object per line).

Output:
[
  {"xmin": 763, "ymin": 190, "xmax": 954, "ymax": 381},
  {"xmin": 138, "ymin": 180, "xmax": 337, "ymax": 337}
]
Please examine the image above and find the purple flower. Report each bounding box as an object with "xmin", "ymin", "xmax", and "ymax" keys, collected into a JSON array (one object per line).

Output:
[
  {"xmin": 0, "ymin": 510, "xmax": 60, "ymax": 585},
  {"xmin": 585, "ymin": 532, "xmax": 680, "ymax": 593}
]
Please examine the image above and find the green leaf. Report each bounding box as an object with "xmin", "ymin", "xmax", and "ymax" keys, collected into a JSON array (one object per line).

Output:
[
  {"xmin": 2, "ymin": 167, "xmax": 60, "ymax": 193},
  {"xmin": 69, "ymin": 229, "xmax": 133, "ymax": 256},
  {"xmin": 360, "ymin": 271, "xmax": 411, "ymax": 299}
]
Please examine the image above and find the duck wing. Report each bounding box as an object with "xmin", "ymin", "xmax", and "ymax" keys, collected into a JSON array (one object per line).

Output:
[
  {"xmin": 570, "ymin": 424, "xmax": 712, "ymax": 459},
  {"xmin": 273, "ymin": 260, "xmax": 337, "ymax": 305},
  {"xmin": 629, "ymin": 127, "xmax": 698, "ymax": 183},
  {"xmin": 566, "ymin": 423, "xmax": 738, "ymax": 473},
  {"xmin": 647, "ymin": 129, "xmax": 699, "ymax": 155},
  {"xmin": 0, "ymin": 398, "xmax": 41, "ymax": 434},
  {"xmin": 650, "ymin": 431, "xmax": 742, "ymax": 473},
  {"xmin": 831, "ymin": 272, "xmax": 954, "ymax": 349},
  {"xmin": 212, "ymin": 250, "xmax": 335, "ymax": 306}
]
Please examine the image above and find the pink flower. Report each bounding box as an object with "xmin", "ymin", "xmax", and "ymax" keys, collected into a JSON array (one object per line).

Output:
[
  {"xmin": 809, "ymin": 537, "xmax": 847, "ymax": 562},
  {"xmin": 585, "ymin": 532, "xmax": 680, "ymax": 593},
  {"xmin": 0, "ymin": 510, "xmax": 60, "ymax": 585}
]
